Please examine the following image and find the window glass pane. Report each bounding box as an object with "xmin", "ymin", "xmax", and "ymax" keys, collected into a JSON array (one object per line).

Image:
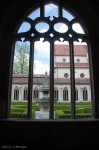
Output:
[
  {"xmin": 54, "ymin": 40, "xmax": 71, "ymax": 119},
  {"xmin": 35, "ymin": 22, "xmax": 49, "ymax": 33},
  {"xmin": 72, "ymin": 23, "xmax": 85, "ymax": 34},
  {"xmin": 11, "ymin": 41, "xmax": 30, "ymax": 119},
  {"xmin": 54, "ymin": 22, "xmax": 68, "ymax": 33},
  {"xmin": 28, "ymin": 8, "xmax": 40, "ymax": 20},
  {"xmin": 18, "ymin": 22, "xmax": 31, "ymax": 33},
  {"xmin": 74, "ymin": 40, "xmax": 92, "ymax": 119},
  {"xmin": 33, "ymin": 39, "xmax": 50, "ymax": 119},
  {"xmin": 44, "ymin": 3, "xmax": 58, "ymax": 20},
  {"xmin": 62, "ymin": 8, "xmax": 75, "ymax": 21}
]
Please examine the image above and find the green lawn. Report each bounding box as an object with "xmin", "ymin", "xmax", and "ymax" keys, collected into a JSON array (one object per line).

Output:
[{"xmin": 10, "ymin": 101, "xmax": 92, "ymax": 119}]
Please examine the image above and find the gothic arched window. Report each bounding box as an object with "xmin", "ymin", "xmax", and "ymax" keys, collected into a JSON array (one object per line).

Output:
[
  {"xmin": 83, "ymin": 87, "xmax": 88, "ymax": 101},
  {"xmin": 23, "ymin": 87, "xmax": 28, "ymax": 101},
  {"xmin": 11, "ymin": 0, "xmax": 95, "ymax": 119},
  {"xmin": 54, "ymin": 87, "xmax": 58, "ymax": 100},
  {"xmin": 63, "ymin": 87, "xmax": 68, "ymax": 101},
  {"xmin": 14, "ymin": 87, "xmax": 19, "ymax": 101},
  {"xmin": 33, "ymin": 87, "xmax": 39, "ymax": 99}
]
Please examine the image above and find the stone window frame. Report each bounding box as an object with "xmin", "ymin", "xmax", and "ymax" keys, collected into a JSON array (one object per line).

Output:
[{"xmin": 10, "ymin": 0, "xmax": 95, "ymax": 119}]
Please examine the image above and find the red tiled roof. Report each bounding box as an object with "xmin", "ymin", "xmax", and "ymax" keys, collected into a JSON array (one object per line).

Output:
[
  {"xmin": 55, "ymin": 63, "xmax": 89, "ymax": 68},
  {"xmin": 13, "ymin": 74, "xmax": 45, "ymax": 78},
  {"xmin": 55, "ymin": 78, "xmax": 90, "ymax": 84},
  {"xmin": 54, "ymin": 44, "xmax": 87, "ymax": 56},
  {"xmin": 12, "ymin": 75, "xmax": 90, "ymax": 84}
]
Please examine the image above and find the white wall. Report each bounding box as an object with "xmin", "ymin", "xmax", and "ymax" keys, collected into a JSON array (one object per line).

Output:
[
  {"xmin": 55, "ymin": 56, "xmax": 70, "ymax": 63},
  {"xmin": 74, "ymin": 56, "xmax": 88, "ymax": 63},
  {"xmin": 55, "ymin": 56, "xmax": 88, "ymax": 63}
]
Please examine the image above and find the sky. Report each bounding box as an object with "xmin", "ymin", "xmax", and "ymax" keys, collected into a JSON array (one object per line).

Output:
[{"xmin": 17, "ymin": 3, "xmax": 85, "ymax": 74}]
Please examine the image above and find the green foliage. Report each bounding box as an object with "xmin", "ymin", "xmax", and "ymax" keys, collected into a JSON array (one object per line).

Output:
[
  {"xmin": 54, "ymin": 105, "xmax": 70, "ymax": 110},
  {"xmin": 55, "ymin": 110, "xmax": 71, "ymax": 119},
  {"xmin": 13, "ymin": 42, "xmax": 29, "ymax": 74},
  {"xmin": 55, "ymin": 110, "xmax": 92, "ymax": 119},
  {"xmin": 54, "ymin": 102, "xmax": 92, "ymax": 119},
  {"xmin": 11, "ymin": 101, "xmax": 92, "ymax": 119},
  {"xmin": 11, "ymin": 110, "xmax": 35, "ymax": 119},
  {"xmin": 11, "ymin": 102, "xmax": 41, "ymax": 119}
]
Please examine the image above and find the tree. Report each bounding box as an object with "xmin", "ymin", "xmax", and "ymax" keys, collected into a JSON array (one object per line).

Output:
[{"xmin": 13, "ymin": 42, "xmax": 30, "ymax": 74}]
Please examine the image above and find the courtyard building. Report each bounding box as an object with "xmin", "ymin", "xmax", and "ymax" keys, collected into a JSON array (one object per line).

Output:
[{"xmin": 12, "ymin": 44, "xmax": 91, "ymax": 102}]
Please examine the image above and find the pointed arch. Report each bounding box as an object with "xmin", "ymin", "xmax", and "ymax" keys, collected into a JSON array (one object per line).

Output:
[
  {"xmin": 54, "ymin": 87, "xmax": 58, "ymax": 100},
  {"xmin": 10, "ymin": 0, "xmax": 94, "ymax": 119},
  {"xmin": 63, "ymin": 87, "xmax": 68, "ymax": 101},
  {"xmin": 33, "ymin": 86, "xmax": 39, "ymax": 99},
  {"xmin": 23, "ymin": 87, "xmax": 28, "ymax": 100},
  {"xmin": 83, "ymin": 87, "xmax": 88, "ymax": 101},
  {"xmin": 14, "ymin": 86, "xmax": 19, "ymax": 101}
]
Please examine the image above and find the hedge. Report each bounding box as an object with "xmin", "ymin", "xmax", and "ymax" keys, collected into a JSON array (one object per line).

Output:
[
  {"xmin": 55, "ymin": 110, "xmax": 92, "ymax": 119},
  {"xmin": 11, "ymin": 110, "xmax": 35, "ymax": 119},
  {"xmin": 54, "ymin": 105, "xmax": 70, "ymax": 110},
  {"xmin": 11, "ymin": 103, "xmax": 41, "ymax": 111}
]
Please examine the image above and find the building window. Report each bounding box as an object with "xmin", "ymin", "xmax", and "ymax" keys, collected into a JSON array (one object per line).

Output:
[
  {"xmin": 54, "ymin": 87, "xmax": 58, "ymax": 100},
  {"xmin": 80, "ymin": 73, "xmax": 84, "ymax": 78},
  {"xmin": 10, "ymin": 0, "xmax": 94, "ymax": 119},
  {"xmin": 63, "ymin": 58, "xmax": 66, "ymax": 62},
  {"xmin": 63, "ymin": 87, "xmax": 68, "ymax": 101},
  {"xmin": 83, "ymin": 88, "xmax": 88, "ymax": 101},
  {"xmin": 33, "ymin": 87, "xmax": 38, "ymax": 99},
  {"xmin": 64, "ymin": 73, "xmax": 69, "ymax": 78},
  {"xmin": 14, "ymin": 87, "xmax": 19, "ymax": 100},
  {"xmin": 77, "ymin": 59, "xmax": 80, "ymax": 62},
  {"xmin": 23, "ymin": 87, "xmax": 28, "ymax": 100}
]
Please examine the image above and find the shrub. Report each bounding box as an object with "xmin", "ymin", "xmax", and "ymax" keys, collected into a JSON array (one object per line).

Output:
[
  {"xmin": 55, "ymin": 110, "xmax": 71, "ymax": 119},
  {"xmin": 32, "ymin": 104, "xmax": 41, "ymax": 111},
  {"xmin": 84, "ymin": 107, "xmax": 92, "ymax": 113},
  {"xmin": 54, "ymin": 105, "xmax": 70, "ymax": 110},
  {"xmin": 76, "ymin": 108, "xmax": 84, "ymax": 114},
  {"xmin": 63, "ymin": 110, "xmax": 70, "ymax": 114},
  {"xmin": 55, "ymin": 110, "xmax": 92, "ymax": 119},
  {"xmin": 76, "ymin": 113, "xmax": 92, "ymax": 118},
  {"xmin": 11, "ymin": 110, "xmax": 35, "ymax": 119}
]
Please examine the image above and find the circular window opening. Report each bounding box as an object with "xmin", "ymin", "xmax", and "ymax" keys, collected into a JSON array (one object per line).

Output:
[
  {"xmin": 54, "ymin": 22, "xmax": 68, "ymax": 33},
  {"xmin": 77, "ymin": 59, "xmax": 80, "ymax": 62},
  {"xmin": 80, "ymin": 73, "xmax": 84, "ymax": 78},
  {"xmin": 35, "ymin": 22, "xmax": 49, "ymax": 33},
  {"xmin": 64, "ymin": 73, "xmax": 69, "ymax": 78},
  {"xmin": 63, "ymin": 58, "xmax": 66, "ymax": 62}
]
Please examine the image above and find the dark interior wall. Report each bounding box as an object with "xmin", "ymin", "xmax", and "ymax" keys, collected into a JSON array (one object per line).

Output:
[
  {"xmin": 0, "ymin": 120, "xmax": 99, "ymax": 149},
  {"xmin": 0, "ymin": 0, "xmax": 99, "ymax": 148}
]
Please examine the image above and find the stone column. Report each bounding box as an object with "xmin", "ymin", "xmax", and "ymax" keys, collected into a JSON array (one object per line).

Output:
[
  {"xmin": 88, "ymin": 86, "xmax": 91, "ymax": 101},
  {"xmin": 11, "ymin": 85, "xmax": 14, "ymax": 102},
  {"xmin": 19, "ymin": 86, "xmax": 22, "ymax": 101},
  {"xmin": 79, "ymin": 87, "xmax": 83, "ymax": 102},
  {"xmin": 59, "ymin": 87, "xmax": 63, "ymax": 102},
  {"xmin": 78, "ymin": 87, "xmax": 81, "ymax": 102},
  {"xmin": 68, "ymin": 86, "xmax": 71, "ymax": 102},
  {"xmin": 21, "ymin": 86, "xmax": 24, "ymax": 101},
  {"xmin": 39, "ymin": 91, "xmax": 43, "ymax": 99}
]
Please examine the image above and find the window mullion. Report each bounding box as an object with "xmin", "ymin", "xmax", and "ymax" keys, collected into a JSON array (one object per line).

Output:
[
  {"xmin": 69, "ymin": 39, "xmax": 76, "ymax": 119},
  {"xmin": 49, "ymin": 40, "xmax": 54, "ymax": 119},
  {"xmin": 58, "ymin": 0, "xmax": 62, "ymax": 17},
  {"xmin": 87, "ymin": 41, "xmax": 95, "ymax": 118},
  {"xmin": 28, "ymin": 41, "xmax": 34, "ymax": 119},
  {"xmin": 40, "ymin": 0, "xmax": 44, "ymax": 17}
]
